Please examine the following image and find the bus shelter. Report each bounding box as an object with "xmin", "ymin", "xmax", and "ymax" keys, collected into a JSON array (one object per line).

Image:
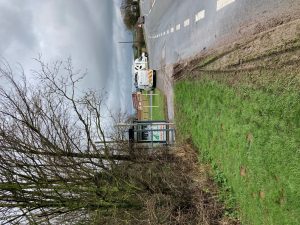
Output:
[{"xmin": 127, "ymin": 120, "xmax": 175, "ymax": 147}]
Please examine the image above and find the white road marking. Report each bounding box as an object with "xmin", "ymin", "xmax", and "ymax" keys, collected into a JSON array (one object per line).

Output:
[
  {"xmin": 171, "ymin": 27, "xmax": 174, "ymax": 33},
  {"xmin": 152, "ymin": 0, "xmax": 156, "ymax": 8},
  {"xmin": 176, "ymin": 24, "xmax": 181, "ymax": 31},
  {"xmin": 148, "ymin": 0, "xmax": 156, "ymax": 15},
  {"xmin": 184, "ymin": 19, "xmax": 190, "ymax": 27},
  {"xmin": 167, "ymin": 30, "xmax": 169, "ymax": 34},
  {"xmin": 162, "ymin": 46, "xmax": 166, "ymax": 59},
  {"xmin": 217, "ymin": 0, "xmax": 235, "ymax": 11},
  {"xmin": 163, "ymin": 31, "xmax": 166, "ymax": 35},
  {"xmin": 195, "ymin": 10, "xmax": 205, "ymax": 22}
]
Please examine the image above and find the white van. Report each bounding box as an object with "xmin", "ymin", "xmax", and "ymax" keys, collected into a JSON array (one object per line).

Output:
[
  {"xmin": 133, "ymin": 52, "xmax": 155, "ymax": 90},
  {"xmin": 134, "ymin": 52, "xmax": 148, "ymax": 72},
  {"xmin": 134, "ymin": 69, "xmax": 155, "ymax": 91}
]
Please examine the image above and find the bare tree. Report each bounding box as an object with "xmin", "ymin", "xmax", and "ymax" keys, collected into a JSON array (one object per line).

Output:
[
  {"xmin": 0, "ymin": 58, "xmax": 230, "ymax": 225},
  {"xmin": 0, "ymin": 58, "xmax": 143, "ymax": 224}
]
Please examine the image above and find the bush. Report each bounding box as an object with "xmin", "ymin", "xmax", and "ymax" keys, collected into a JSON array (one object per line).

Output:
[{"xmin": 120, "ymin": 0, "xmax": 139, "ymax": 30}]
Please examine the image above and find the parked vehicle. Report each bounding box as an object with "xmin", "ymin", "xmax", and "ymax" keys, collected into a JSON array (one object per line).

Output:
[
  {"xmin": 137, "ymin": 16, "xmax": 145, "ymax": 27},
  {"xmin": 133, "ymin": 52, "xmax": 148, "ymax": 72},
  {"xmin": 134, "ymin": 69, "xmax": 156, "ymax": 91},
  {"xmin": 133, "ymin": 52, "xmax": 156, "ymax": 90}
]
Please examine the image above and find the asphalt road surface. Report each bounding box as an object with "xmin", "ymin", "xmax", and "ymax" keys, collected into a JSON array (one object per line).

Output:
[
  {"xmin": 140, "ymin": 0, "xmax": 300, "ymax": 121},
  {"xmin": 141, "ymin": 0, "xmax": 300, "ymax": 69}
]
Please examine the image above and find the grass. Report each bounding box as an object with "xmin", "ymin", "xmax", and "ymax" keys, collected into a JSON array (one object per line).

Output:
[
  {"xmin": 140, "ymin": 89, "xmax": 166, "ymax": 121},
  {"xmin": 174, "ymin": 73, "xmax": 300, "ymax": 225},
  {"xmin": 151, "ymin": 89, "xmax": 166, "ymax": 121}
]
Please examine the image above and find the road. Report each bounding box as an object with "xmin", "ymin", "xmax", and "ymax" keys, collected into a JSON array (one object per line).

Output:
[
  {"xmin": 140, "ymin": 0, "xmax": 300, "ymax": 121},
  {"xmin": 141, "ymin": 0, "xmax": 300, "ymax": 69}
]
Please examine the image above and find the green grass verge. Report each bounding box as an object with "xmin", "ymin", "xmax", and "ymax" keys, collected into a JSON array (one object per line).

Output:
[
  {"xmin": 150, "ymin": 89, "xmax": 166, "ymax": 121},
  {"xmin": 141, "ymin": 89, "xmax": 165, "ymax": 121},
  {"xmin": 175, "ymin": 76, "xmax": 300, "ymax": 225}
]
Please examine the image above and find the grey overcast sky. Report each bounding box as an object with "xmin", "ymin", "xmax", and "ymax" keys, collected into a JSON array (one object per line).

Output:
[{"xmin": 0, "ymin": 0, "xmax": 133, "ymax": 114}]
